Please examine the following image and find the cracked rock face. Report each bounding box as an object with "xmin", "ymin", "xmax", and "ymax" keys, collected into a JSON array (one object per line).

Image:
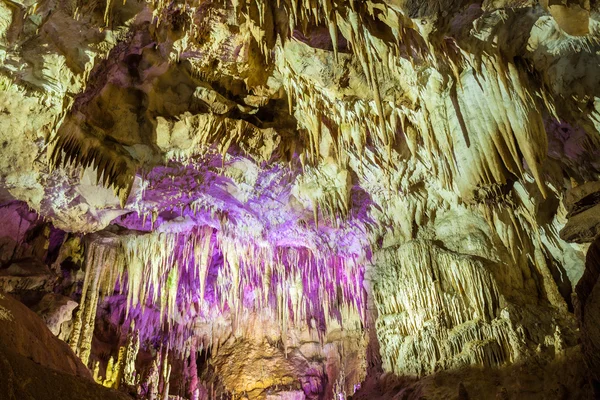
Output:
[{"xmin": 1, "ymin": 0, "xmax": 600, "ymax": 399}]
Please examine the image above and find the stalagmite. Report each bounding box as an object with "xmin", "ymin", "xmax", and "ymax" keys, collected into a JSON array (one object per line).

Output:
[{"xmin": 123, "ymin": 322, "xmax": 140, "ymax": 387}]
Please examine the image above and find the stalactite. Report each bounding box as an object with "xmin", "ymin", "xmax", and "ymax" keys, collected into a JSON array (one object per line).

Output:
[
  {"xmin": 50, "ymin": 121, "xmax": 136, "ymax": 207},
  {"xmin": 4, "ymin": 0, "xmax": 597, "ymax": 398},
  {"xmin": 64, "ymin": 223, "xmax": 365, "ymax": 386}
]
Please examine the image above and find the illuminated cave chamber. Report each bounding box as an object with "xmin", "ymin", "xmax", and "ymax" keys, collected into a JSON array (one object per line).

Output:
[{"xmin": 0, "ymin": 0, "xmax": 600, "ymax": 399}]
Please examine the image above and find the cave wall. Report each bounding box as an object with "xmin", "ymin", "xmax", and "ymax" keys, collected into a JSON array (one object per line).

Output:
[{"xmin": 1, "ymin": 0, "xmax": 600, "ymax": 399}]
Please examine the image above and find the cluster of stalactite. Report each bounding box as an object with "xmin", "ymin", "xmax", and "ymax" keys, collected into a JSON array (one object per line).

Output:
[
  {"xmin": 50, "ymin": 120, "xmax": 137, "ymax": 207},
  {"xmin": 277, "ymin": 40, "xmax": 555, "ymax": 198},
  {"xmin": 372, "ymin": 240, "xmax": 509, "ymax": 376},
  {"xmin": 47, "ymin": 0, "xmax": 569, "ymax": 212},
  {"xmin": 3, "ymin": 0, "xmax": 596, "ymax": 397},
  {"xmin": 155, "ymin": 114, "xmax": 281, "ymax": 164},
  {"xmin": 369, "ymin": 181, "xmax": 581, "ymax": 377},
  {"xmin": 67, "ymin": 224, "xmax": 366, "ymax": 392}
]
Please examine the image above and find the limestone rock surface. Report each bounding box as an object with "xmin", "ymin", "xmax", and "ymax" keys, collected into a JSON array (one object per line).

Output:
[{"xmin": 0, "ymin": 0, "xmax": 600, "ymax": 399}]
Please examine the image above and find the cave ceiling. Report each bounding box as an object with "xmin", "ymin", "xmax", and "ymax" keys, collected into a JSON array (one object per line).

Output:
[{"xmin": 1, "ymin": 0, "xmax": 600, "ymax": 398}]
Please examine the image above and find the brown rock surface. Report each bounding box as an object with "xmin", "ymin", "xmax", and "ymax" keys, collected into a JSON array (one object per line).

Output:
[
  {"xmin": 0, "ymin": 292, "xmax": 133, "ymax": 400},
  {"xmin": 0, "ymin": 292, "xmax": 90, "ymax": 378},
  {"xmin": 575, "ymin": 236, "xmax": 600, "ymax": 394},
  {"xmin": 0, "ymin": 258, "xmax": 55, "ymax": 293}
]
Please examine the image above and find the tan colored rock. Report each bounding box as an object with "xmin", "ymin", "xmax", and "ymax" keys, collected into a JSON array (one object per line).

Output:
[
  {"xmin": 32, "ymin": 293, "xmax": 78, "ymax": 339},
  {"xmin": 0, "ymin": 258, "xmax": 55, "ymax": 293},
  {"xmin": 541, "ymin": 0, "xmax": 590, "ymax": 36}
]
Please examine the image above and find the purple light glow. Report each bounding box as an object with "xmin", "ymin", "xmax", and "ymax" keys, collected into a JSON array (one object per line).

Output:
[{"xmin": 96, "ymin": 156, "xmax": 372, "ymax": 362}]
